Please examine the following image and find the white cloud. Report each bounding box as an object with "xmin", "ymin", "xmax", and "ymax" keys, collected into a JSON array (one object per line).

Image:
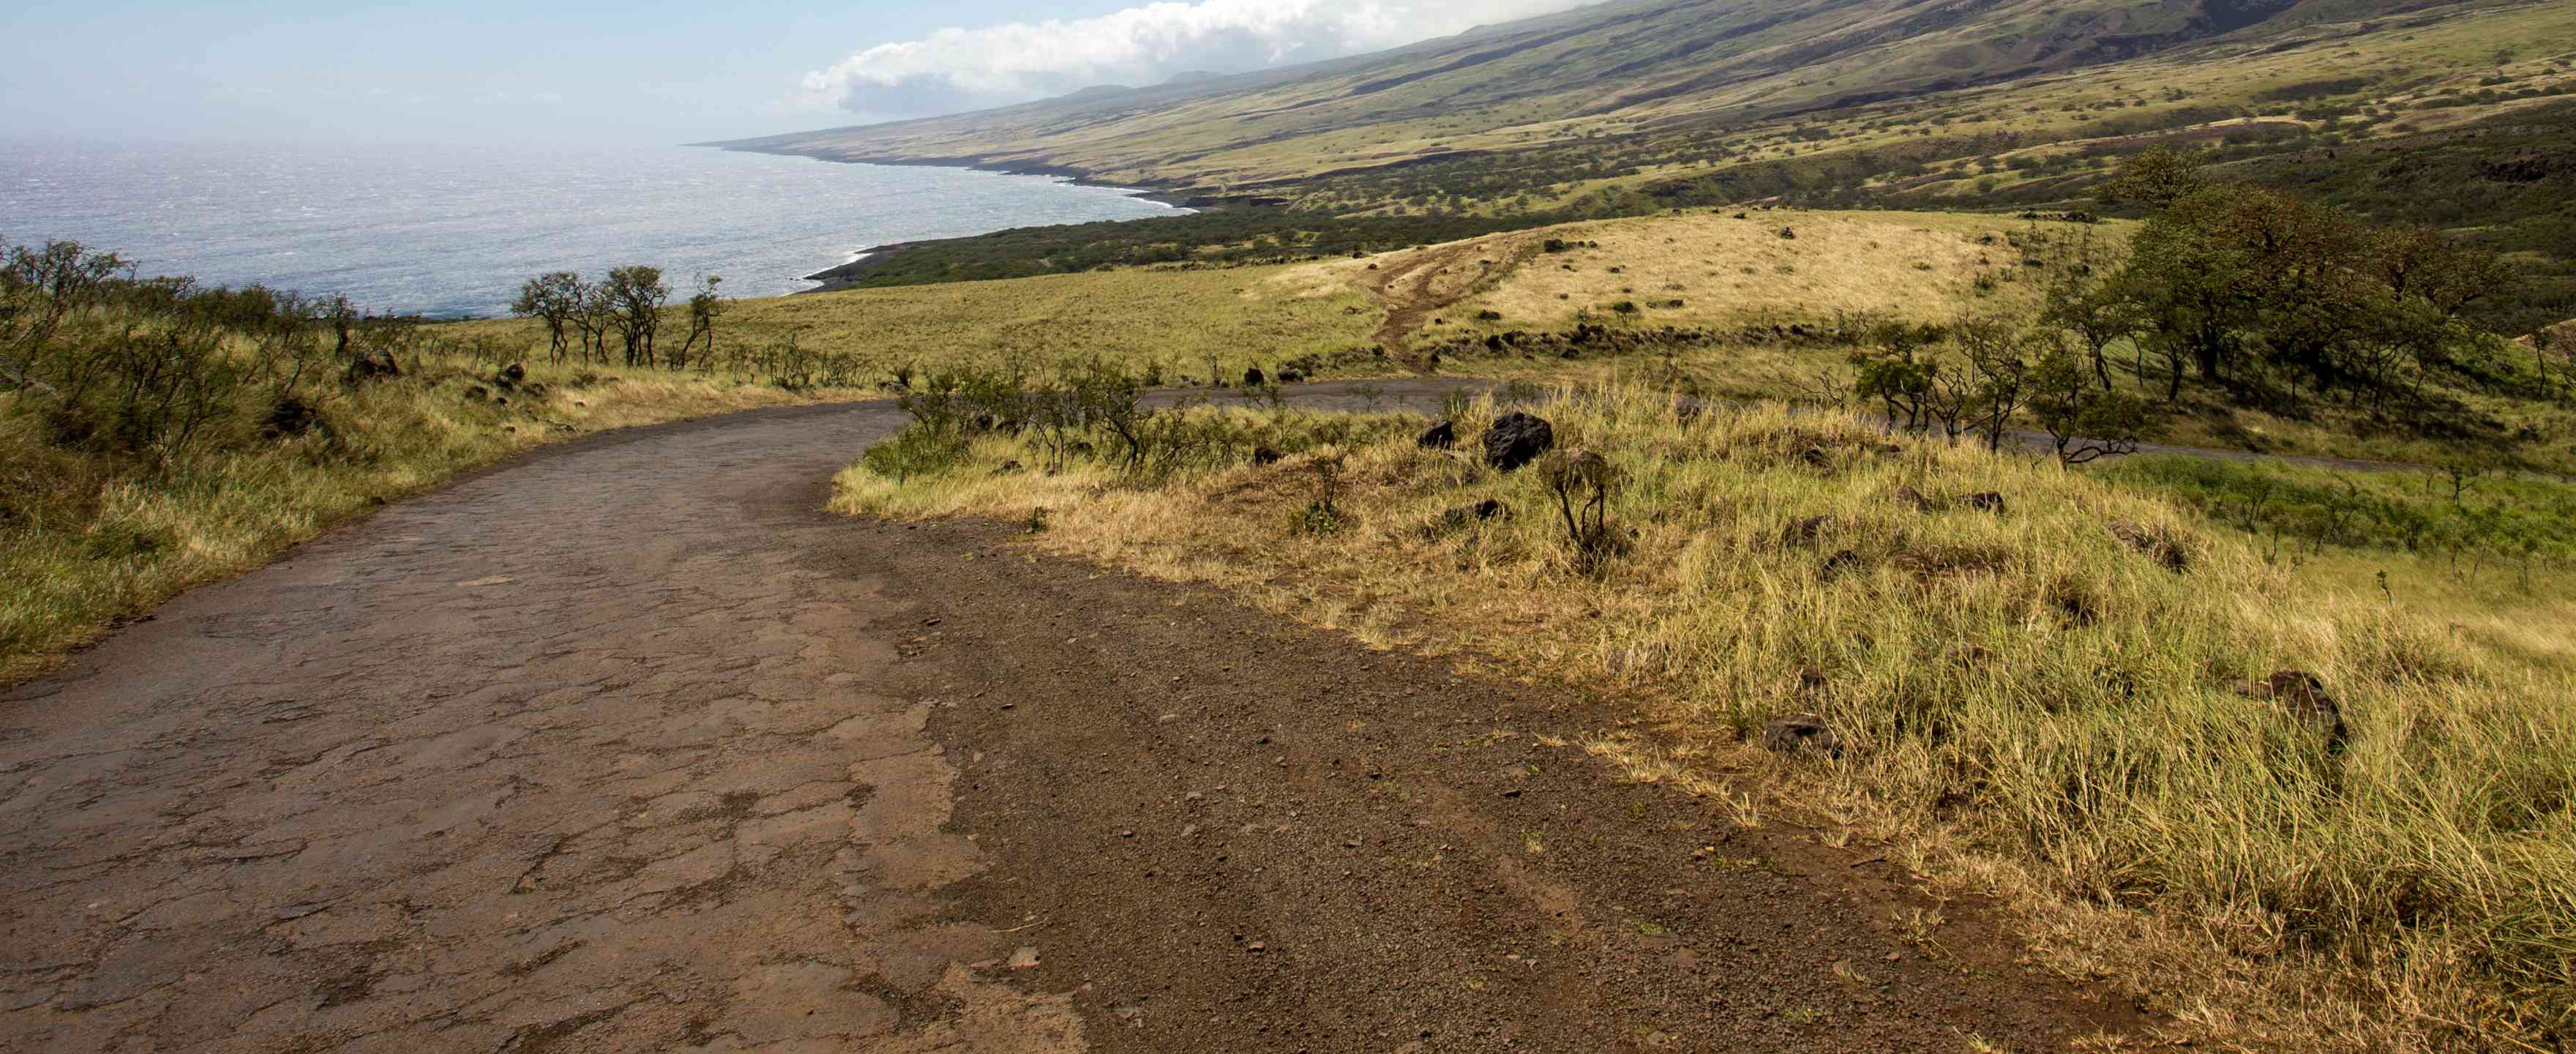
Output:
[{"xmin": 801, "ymin": 0, "xmax": 1602, "ymax": 119}]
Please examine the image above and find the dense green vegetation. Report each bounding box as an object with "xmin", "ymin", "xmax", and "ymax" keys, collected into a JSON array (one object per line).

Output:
[
  {"xmin": 2232, "ymin": 102, "xmax": 2576, "ymax": 335},
  {"xmin": 835, "ymin": 210, "xmax": 1537, "ymax": 286},
  {"xmin": 2104, "ymin": 454, "xmax": 2576, "ymax": 582}
]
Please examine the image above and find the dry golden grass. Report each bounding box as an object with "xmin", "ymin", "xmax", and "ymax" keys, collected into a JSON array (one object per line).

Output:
[
  {"xmin": 1276, "ymin": 209, "xmax": 2105, "ymax": 354},
  {"xmin": 1472, "ymin": 211, "xmax": 2062, "ymax": 327},
  {"xmin": 837, "ymin": 384, "xmax": 2576, "ymax": 1052},
  {"xmin": 442, "ymin": 263, "xmax": 1382, "ymax": 385},
  {"xmin": 0, "ymin": 358, "xmax": 855, "ymax": 683}
]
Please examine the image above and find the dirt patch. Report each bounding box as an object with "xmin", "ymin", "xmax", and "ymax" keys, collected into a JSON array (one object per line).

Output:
[
  {"xmin": 817, "ymin": 517, "xmax": 2155, "ymax": 1050},
  {"xmin": 1364, "ymin": 236, "xmax": 1538, "ymax": 358}
]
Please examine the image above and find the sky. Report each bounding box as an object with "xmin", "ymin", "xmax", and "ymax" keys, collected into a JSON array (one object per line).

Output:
[{"xmin": 0, "ymin": 0, "xmax": 1600, "ymax": 146}]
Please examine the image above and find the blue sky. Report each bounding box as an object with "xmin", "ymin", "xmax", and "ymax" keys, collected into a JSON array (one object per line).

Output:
[{"xmin": 0, "ymin": 0, "xmax": 1600, "ymax": 145}]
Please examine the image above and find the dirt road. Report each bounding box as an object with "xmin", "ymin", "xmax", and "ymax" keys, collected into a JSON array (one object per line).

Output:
[{"xmin": 1, "ymin": 386, "xmax": 2143, "ymax": 1052}]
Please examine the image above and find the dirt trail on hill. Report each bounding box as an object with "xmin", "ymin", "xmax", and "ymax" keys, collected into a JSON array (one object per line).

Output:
[
  {"xmin": 0, "ymin": 383, "xmax": 2147, "ymax": 1052},
  {"xmin": 1366, "ymin": 238, "xmax": 1535, "ymax": 356}
]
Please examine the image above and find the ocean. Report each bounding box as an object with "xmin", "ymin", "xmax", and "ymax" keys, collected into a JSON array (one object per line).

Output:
[{"xmin": 0, "ymin": 138, "xmax": 1181, "ymax": 318}]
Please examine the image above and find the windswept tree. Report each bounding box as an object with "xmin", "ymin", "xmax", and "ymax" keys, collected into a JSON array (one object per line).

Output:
[
  {"xmin": 1849, "ymin": 320, "xmax": 1944, "ymax": 433},
  {"xmin": 602, "ymin": 266, "xmax": 670, "ymax": 367},
  {"xmin": 2040, "ymin": 233, "xmax": 2140, "ymax": 389},
  {"xmin": 2369, "ymin": 223, "xmax": 2514, "ymax": 321},
  {"xmin": 677, "ymin": 274, "xmax": 727, "ymax": 373},
  {"xmin": 1952, "ymin": 313, "xmax": 2034, "ymax": 453},
  {"xmin": 2, "ymin": 239, "xmax": 129, "ymax": 387},
  {"xmin": 2028, "ymin": 335, "xmax": 2147, "ymax": 466},
  {"xmin": 509, "ymin": 272, "xmax": 583, "ymax": 365},
  {"xmin": 572, "ymin": 277, "xmax": 615, "ymax": 364}
]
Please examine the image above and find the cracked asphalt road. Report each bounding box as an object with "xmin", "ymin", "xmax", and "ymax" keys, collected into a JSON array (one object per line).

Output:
[
  {"xmin": 1, "ymin": 385, "xmax": 2143, "ymax": 1052},
  {"xmin": 0, "ymin": 397, "xmax": 1089, "ymax": 1053}
]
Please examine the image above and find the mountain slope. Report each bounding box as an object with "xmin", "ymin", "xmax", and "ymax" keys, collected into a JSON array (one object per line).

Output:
[{"xmin": 716, "ymin": 0, "xmax": 2564, "ymax": 201}]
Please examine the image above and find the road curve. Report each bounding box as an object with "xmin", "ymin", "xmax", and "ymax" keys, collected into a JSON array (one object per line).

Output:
[
  {"xmin": 1, "ymin": 382, "xmax": 2144, "ymax": 1053},
  {"xmin": 0, "ymin": 384, "xmax": 1449, "ymax": 1051}
]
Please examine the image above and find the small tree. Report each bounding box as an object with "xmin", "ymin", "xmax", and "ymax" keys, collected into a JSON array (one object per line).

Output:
[
  {"xmin": 1538, "ymin": 448, "xmax": 1624, "ymax": 570},
  {"xmin": 2029, "ymin": 342, "xmax": 2147, "ymax": 466},
  {"xmin": 2040, "ymin": 234, "xmax": 2139, "ymax": 389},
  {"xmin": 1851, "ymin": 321, "xmax": 1942, "ymax": 433},
  {"xmin": 678, "ymin": 274, "xmax": 727, "ymax": 374},
  {"xmin": 510, "ymin": 272, "xmax": 583, "ymax": 365},
  {"xmin": 602, "ymin": 266, "xmax": 670, "ymax": 368},
  {"xmin": 2, "ymin": 239, "xmax": 130, "ymax": 387},
  {"xmin": 572, "ymin": 277, "xmax": 615, "ymax": 365},
  {"xmin": 2092, "ymin": 146, "xmax": 2211, "ymax": 210},
  {"xmin": 1954, "ymin": 315, "xmax": 2034, "ymax": 452}
]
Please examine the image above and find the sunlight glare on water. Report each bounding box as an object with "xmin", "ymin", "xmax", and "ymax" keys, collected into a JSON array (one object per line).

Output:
[{"xmin": 0, "ymin": 138, "xmax": 1180, "ymax": 318}]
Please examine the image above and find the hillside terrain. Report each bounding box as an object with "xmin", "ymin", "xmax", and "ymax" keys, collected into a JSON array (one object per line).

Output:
[{"xmin": 723, "ymin": 0, "xmax": 2576, "ymax": 331}]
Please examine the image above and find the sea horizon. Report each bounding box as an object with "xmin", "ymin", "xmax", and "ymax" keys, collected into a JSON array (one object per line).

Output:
[{"xmin": 0, "ymin": 136, "xmax": 1183, "ymax": 319}]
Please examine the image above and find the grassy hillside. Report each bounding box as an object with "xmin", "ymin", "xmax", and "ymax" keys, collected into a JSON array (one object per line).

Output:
[
  {"xmin": 728, "ymin": 0, "xmax": 2576, "ymax": 330},
  {"xmin": 832, "ymin": 380, "xmax": 2576, "ymax": 1052},
  {"xmin": 728, "ymin": 0, "xmax": 2569, "ymax": 201}
]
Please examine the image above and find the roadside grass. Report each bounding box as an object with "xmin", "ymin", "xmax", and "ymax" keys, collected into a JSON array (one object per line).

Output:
[
  {"xmin": 1, "ymin": 355, "xmax": 852, "ymax": 684},
  {"xmin": 836, "ymin": 381, "xmax": 2576, "ymax": 1052},
  {"xmin": 441, "ymin": 262, "xmax": 1385, "ymax": 388},
  {"xmin": 2096, "ymin": 454, "xmax": 2576, "ymax": 668}
]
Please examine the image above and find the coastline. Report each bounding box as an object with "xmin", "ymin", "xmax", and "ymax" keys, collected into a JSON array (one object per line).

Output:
[
  {"xmin": 703, "ymin": 142, "xmax": 1203, "ymax": 210},
  {"xmin": 711, "ymin": 146, "xmax": 1205, "ymax": 294}
]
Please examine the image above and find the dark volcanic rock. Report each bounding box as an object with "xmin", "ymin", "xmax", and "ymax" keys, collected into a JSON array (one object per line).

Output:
[
  {"xmin": 1817, "ymin": 549, "xmax": 1863, "ymax": 583},
  {"xmin": 1761, "ymin": 714, "xmax": 1838, "ymax": 758},
  {"xmin": 2107, "ymin": 521, "xmax": 2188, "ymax": 572},
  {"xmin": 263, "ymin": 397, "xmax": 321, "ymax": 438},
  {"xmin": 1781, "ymin": 516, "xmax": 1832, "ymax": 547},
  {"xmin": 1432, "ymin": 498, "xmax": 1512, "ymax": 534},
  {"xmin": 343, "ymin": 349, "xmax": 401, "ymax": 385},
  {"xmin": 2261, "ymin": 670, "xmax": 2351, "ymax": 754},
  {"xmin": 1480, "ymin": 411, "xmax": 1554, "ymax": 471},
  {"xmin": 1251, "ymin": 445, "xmax": 1283, "ymax": 466}
]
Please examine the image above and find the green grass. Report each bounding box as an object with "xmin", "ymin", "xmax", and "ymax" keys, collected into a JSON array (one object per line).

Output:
[
  {"xmin": 2099, "ymin": 454, "xmax": 2576, "ymax": 668},
  {"xmin": 834, "ymin": 379, "xmax": 2576, "ymax": 1051}
]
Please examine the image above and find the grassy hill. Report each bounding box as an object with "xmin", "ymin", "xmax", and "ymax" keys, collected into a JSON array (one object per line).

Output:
[
  {"xmin": 722, "ymin": 0, "xmax": 2576, "ymax": 331},
  {"xmin": 722, "ymin": 0, "xmax": 2576, "ymax": 206}
]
